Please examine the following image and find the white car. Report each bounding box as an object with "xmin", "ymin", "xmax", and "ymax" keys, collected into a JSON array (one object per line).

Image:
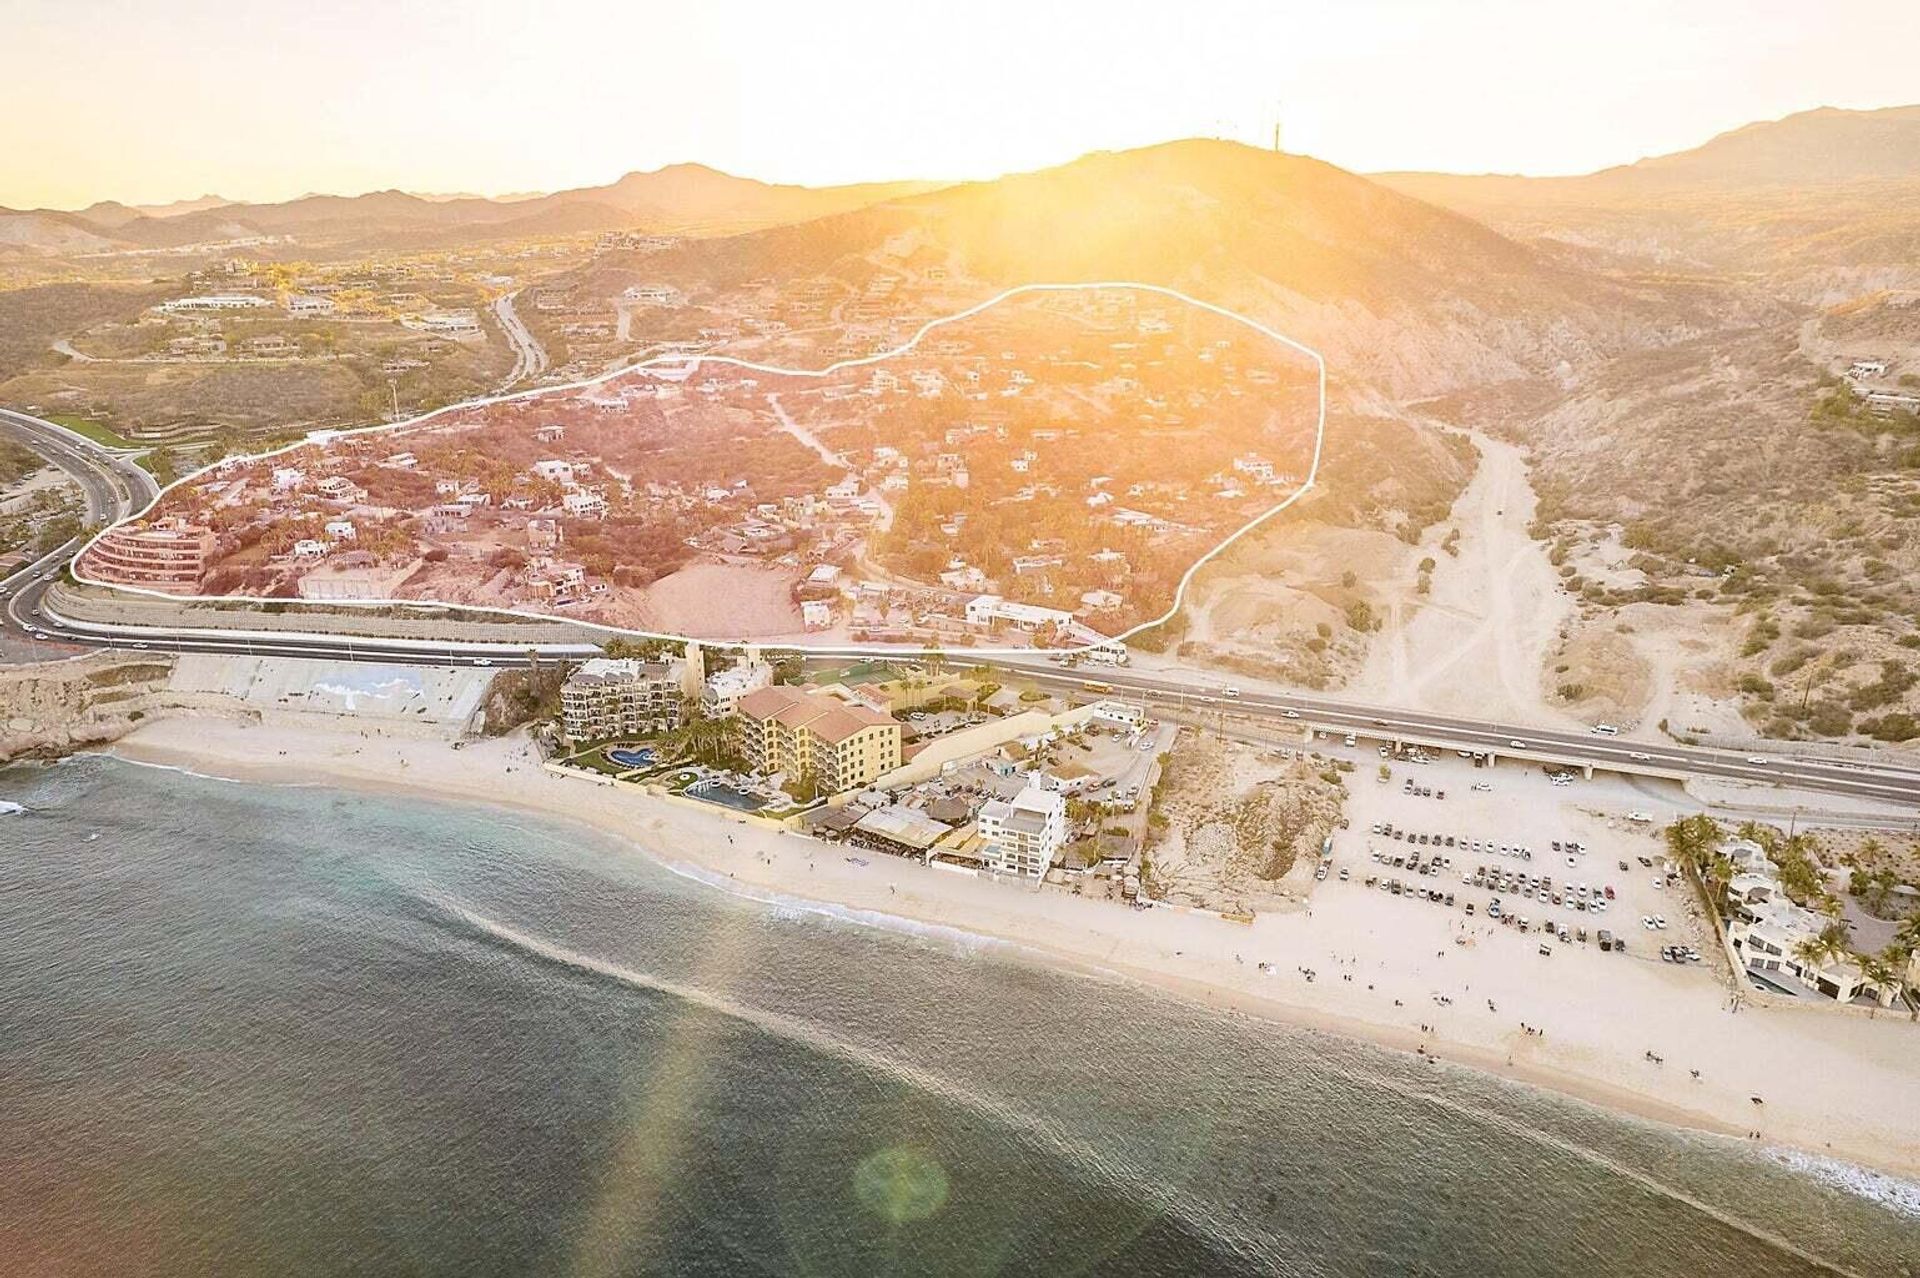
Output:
[
  {"xmin": 1509, "ymin": 739, "xmax": 1528, "ymax": 748},
  {"xmin": 1744, "ymin": 757, "xmax": 1768, "ymax": 766},
  {"xmin": 1628, "ymin": 751, "xmax": 1651, "ymax": 761},
  {"xmin": 1471, "ymin": 782, "xmax": 1492, "ymax": 792},
  {"xmin": 1282, "ymin": 709, "xmax": 1301, "ymax": 719},
  {"xmin": 1591, "ymin": 724, "xmax": 1618, "ymax": 736}
]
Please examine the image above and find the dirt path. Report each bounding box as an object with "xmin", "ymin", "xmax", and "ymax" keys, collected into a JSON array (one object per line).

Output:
[
  {"xmin": 763, "ymin": 392, "xmax": 851, "ymax": 470},
  {"xmin": 1349, "ymin": 431, "xmax": 1580, "ymax": 726}
]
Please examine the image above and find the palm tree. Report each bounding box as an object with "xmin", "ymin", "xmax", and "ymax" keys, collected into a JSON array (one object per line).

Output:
[
  {"xmin": 1896, "ymin": 914, "xmax": 1920, "ymax": 955},
  {"xmin": 1880, "ymin": 939, "xmax": 1916, "ymax": 1003},
  {"xmin": 1854, "ymin": 954, "xmax": 1896, "ymax": 1007},
  {"xmin": 1663, "ymin": 814, "xmax": 1720, "ymax": 873},
  {"xmin": 1792, "ymin": 936, "xmax": 1829, "ymax": 976},
  {"xmin": 1813, "ymin": 920, "xmax": 1852, "ymax": 968}
]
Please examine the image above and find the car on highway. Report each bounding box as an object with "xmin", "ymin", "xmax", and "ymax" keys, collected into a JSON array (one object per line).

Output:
[
  {"xmin": 1282, "ymin": 709, "xmax": 1301, "ymax": 719},
  {"xmin": 1508, "ymin": 739, "xmax": 1528, "ymax": 748},
  {"xmin": 1629, "ymin": 751, "xmax": 1651, "ymax": 761},
  {"xmin": 1744, "ymin": 757, "xmax": 1768, "ymax": 766}
]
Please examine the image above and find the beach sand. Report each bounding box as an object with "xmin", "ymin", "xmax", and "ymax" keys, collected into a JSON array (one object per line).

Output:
[{"xmin": 105, "ymin": 714, "xmax": 1920, "ymax": 1184}]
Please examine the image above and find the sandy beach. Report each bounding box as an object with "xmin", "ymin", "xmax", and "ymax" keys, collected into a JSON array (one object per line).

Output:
[{"xmin": 104, "ymin": 713, "xmax": 1920, "ymax": 1186}]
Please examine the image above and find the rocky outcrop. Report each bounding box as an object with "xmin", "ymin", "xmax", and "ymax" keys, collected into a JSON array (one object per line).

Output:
[
  {"xmin": 0, "ymin": 654, "xmax": 179, "ymax": 761},
  {"xmin": 1, "ymin": 651, "xmax": 503, "ymax": 764}
]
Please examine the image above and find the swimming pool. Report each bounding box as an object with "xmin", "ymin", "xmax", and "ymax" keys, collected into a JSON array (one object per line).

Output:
[
  {"xmin": 607, "ymin": 747, "xmax": 657, "ymax": 769},
  {"xmin": 690, "ymin": 782, "xmax": 768, "ymax": 812}
]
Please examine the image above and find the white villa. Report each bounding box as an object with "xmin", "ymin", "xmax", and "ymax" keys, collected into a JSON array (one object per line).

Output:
[
  {"xmin": 1720, "ymin": 837, "xmax": 1897, "ymax": 1007},
  {"xmin": 703, "ymin": 661, "xmax": 774, "ymax": 719}
]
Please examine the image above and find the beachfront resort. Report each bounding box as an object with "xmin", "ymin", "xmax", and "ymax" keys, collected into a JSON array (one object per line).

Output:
[{"xmin": 542, "ymin": 647, "xmax": 1920, "ymax": 1013}]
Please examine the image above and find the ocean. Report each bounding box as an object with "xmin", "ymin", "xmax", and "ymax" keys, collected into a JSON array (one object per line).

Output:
[{"xmin": 2, "ymin": 756, "xmax": 1915, "ymax": 1277}]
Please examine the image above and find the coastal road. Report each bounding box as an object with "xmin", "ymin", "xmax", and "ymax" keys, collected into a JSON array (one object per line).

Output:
[
  {"xmin": 970, "ymin": 658, "xmax": 1920, "ymax": 811},
  {"xmin": 24, "ymin": 588, "xmax": 1920, "ymax": 809},
  {"xmin": 0, "ymin": 407, "xmax": 155, "ymax": 527},
  {"xmin": 6, "ymin": 406, "xmax": 1914, "ymax": 813},
  {"xmin": 2, "ymin": 407, "xmax": 157, "ymax": 656}
]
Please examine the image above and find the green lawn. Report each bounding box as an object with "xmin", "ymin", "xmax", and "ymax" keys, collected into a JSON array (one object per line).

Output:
[
  {"xmin": 45, "ymin": 415, "xmax": 141, "ymax": 450},
  {"xmin": 566, "ymin": 741, "xmax": 682, "ymax": 779}
]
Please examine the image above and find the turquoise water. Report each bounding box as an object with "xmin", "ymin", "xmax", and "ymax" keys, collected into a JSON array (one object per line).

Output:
[
  {"xmin": 1, "ymin": 756, "xmax": 1915, "ymax": 1277},
  {"xmin": 691, "ymin": 781, "xmax": 769, "ymax": 812}
]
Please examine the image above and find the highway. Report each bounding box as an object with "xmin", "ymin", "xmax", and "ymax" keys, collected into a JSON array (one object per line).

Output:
[
  {"xmin": 3, "ymin": 402, "xmax": 1915, "ymax": 810},
  {"xmin": 979, "ymin": 659, "xmax": 1920, "ymax": 809},
  {"xmin": 492, "ymin": 291, "xmax": 550, "ymax": 387},
  {"xmin": 1, "ymin": 407, "xmax": 157, "ymax": 650}
]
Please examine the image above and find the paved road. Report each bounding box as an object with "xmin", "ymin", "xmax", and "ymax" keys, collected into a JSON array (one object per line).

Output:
[
  {"xmin": 25, "ymin": 600, "xmax": 1919, "ymax": 809},
  {"xmin": 972, "ymin": 658, "xmax": 1920, "ymax": 811},
  {"xmin": 4, "ymin": 403, "xmax": 1914, "ymax": 809},
  {"xmin": 1, "ymin": 408, "xmax": 157, "ymax": 652},
  {"xmin": 492, "ymin": 292, "xmax": 549, "ymax": 387}
]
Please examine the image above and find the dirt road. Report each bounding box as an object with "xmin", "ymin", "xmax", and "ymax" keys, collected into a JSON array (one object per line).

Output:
[{"xmin": 1350, "ymin": 432, "xmax": 1579, "ymax": 727}]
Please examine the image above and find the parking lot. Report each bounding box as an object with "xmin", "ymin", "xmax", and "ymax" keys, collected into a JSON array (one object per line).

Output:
[{"xmin": 1322, "ymin": 744, "xmax": 1722, "ymax": 969}]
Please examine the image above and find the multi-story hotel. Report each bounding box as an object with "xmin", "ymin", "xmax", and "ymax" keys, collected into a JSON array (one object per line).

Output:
[
  {"xmin": 735, "ymin": 684, "xmax": 902, "ymax": 795},
  {"xmin": 79, "ymin": 516, "xmax": 216, "ymax": 595},
  {"xmin": 977, "ymin": 781, "xmax": 1068, "ymax": 879},
  {"xmin": 560, "ymin": 658, "xmax": 686, "ymax": 742}
]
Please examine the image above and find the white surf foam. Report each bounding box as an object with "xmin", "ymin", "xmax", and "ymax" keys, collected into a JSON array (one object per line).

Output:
[{"xmin": 1766, "ymin": 1148, "xmax": 1920, "ymax": 1220}]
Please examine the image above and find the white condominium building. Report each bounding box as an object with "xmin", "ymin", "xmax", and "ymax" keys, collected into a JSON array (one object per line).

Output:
[
  {"xmin": 978, "ymin": 781, "xmax": 1067, "ymax": 879},
  {"xmin": 561, "ymin": 658, "xmax": 686, "ymax": 741}
]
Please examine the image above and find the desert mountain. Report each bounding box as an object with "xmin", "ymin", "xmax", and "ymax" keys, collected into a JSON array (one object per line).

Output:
[
  {"xmin": 1586, "ymin": 104, "xmax": 1920, "ymax": 189},
  {"xmin": 1375, "ymin": 105, "xmax": 1920, "ymax": 286},
  {"xmin": 0, "ymin": 207, "xmax": 124, "ymax": 254},
  {"xmin": 19, "ymin": 165, "xmax": 943, "ymax": 256},
  {"xmin": 642, "ymin": 139, "xmax": 1766, "ymax": 397}
]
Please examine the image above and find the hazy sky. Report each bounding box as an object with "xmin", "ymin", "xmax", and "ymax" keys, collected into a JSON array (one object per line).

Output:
[{"xmin": 7, "ymin": 0, "xmax": 1918, "ymax": 209}]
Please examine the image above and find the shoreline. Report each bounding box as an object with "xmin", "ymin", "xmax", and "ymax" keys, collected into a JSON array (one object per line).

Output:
[{"xmin": 91, "ymin": 714, "xmax": 1920, "ymax": 1193}]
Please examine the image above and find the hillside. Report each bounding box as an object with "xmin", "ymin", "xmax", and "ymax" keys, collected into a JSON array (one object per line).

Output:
[
  {"xmin": 1376, "ymin": 105, "xmax": 1920, "ymax": 283},
  {"xmin": 643, "ymin": 139, "xmax": 1763, "ymax": 398},
  {"xmin": 17, "ymin": 165, "xmax": 943, "ymax": 256},
  {"xmin": 1597, "ymin": 105, "xmax": 1920, "ymax": 189}
]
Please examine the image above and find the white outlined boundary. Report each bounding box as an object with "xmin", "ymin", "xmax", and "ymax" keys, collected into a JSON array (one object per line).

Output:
[{"xmin": 73, "ymin": 282, "xmax": 1326, "ymax": 657}]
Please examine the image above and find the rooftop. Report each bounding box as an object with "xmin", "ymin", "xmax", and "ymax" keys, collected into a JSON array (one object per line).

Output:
[{"xmin": 738, "ymin": 684, "xmax": 896, "ymax": 744}]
